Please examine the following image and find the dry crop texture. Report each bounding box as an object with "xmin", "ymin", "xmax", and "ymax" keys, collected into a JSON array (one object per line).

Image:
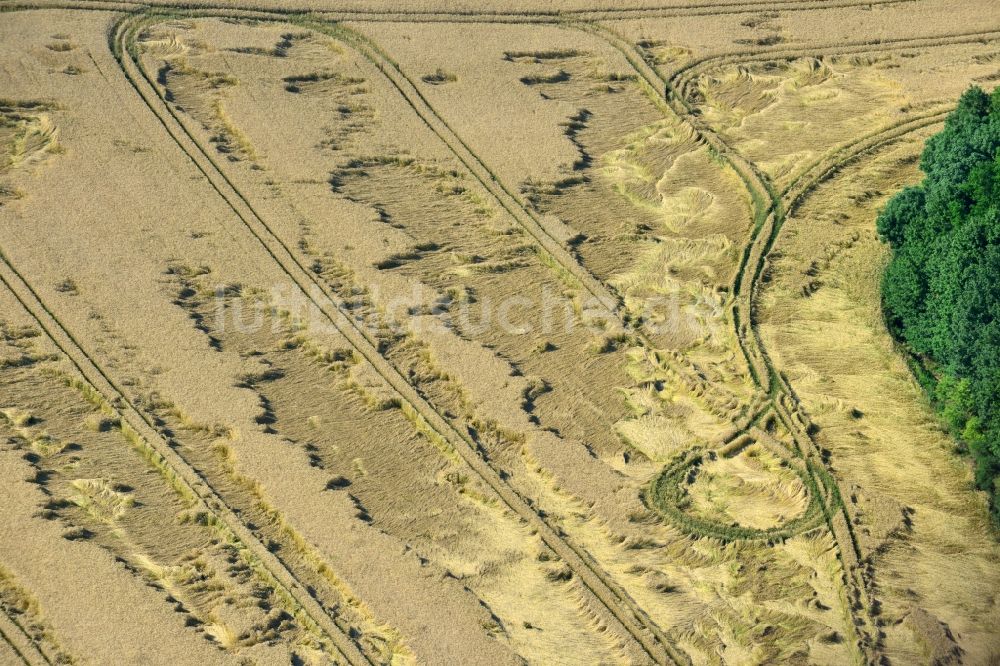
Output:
[{"xmin": 0, "ymin": 1, "xmax": 997, "ymax": 665}]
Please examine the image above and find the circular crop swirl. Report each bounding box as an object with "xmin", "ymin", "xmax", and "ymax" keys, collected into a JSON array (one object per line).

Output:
[{"xmin": 645, "ymin": 446, "xmax": 841, "ymax": 542}]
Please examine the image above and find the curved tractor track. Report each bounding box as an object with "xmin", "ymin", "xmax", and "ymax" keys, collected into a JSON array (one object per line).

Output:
[
  {"xmin": 659, "ymin": 28, "xmax": 998, "ymax": 398},
  {"xmin": 740, "ymin": 110, "xmax": 950, "ymax": 664},
  {"xmin": 623, "ymin": 25, "xmax": 987, "ymax": 661},
  {"xmin": 0, "ymin": 2, "xmax": 981, "ymax": 663},
  {"xmin": 111, "ymin": 10, "xmax": 690, "ymax": 666},
  {"xmin": 670, "ymin": 29, "xmax": 1000, "ymax": 104},
  {"xmin": 589, "ymin": 24, "xmax": 992, "ymax": 660},
  {"xmin": 780, "ymin": 108, "xmax": 952, "ymax": 210},
  {"xmin": 591, "ymin": 24, "xmax": 885, "ymax": 657},
  {"xmin": 327, "ymin": 21, "xmax": 960, "ymax": 661},
  {"xmin": 323, "ymin": 21, "xmax": 760, "ymax": 435}
]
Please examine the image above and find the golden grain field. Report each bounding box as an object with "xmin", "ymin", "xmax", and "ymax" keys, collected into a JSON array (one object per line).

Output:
[{"xmin": 0, "ymin": 1, "xmax": 998, "ymax": 664}]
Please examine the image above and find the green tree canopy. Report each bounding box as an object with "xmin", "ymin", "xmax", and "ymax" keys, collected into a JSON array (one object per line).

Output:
[{"xmin": 877, "ymin": 85, "xmax": 1000, "ymax": 523}]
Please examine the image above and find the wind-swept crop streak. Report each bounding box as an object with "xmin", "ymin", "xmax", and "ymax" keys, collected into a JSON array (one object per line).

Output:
[
  {"xmin": 0, "ymin": 201, "xmax": 370, "ymax": 666},
  {"xmin": 321, "ymin": 24, "xmax": 623, "ymax": 317},
  {"xmin": 0, "ymin": 4, "xmax": 981, "ymax": 663},
  {"xmin": 326, "ymin": 22, "xmax": 757, "ymax": 431},
  {"xmin": 600, "ymin": 23, "xmax": 996, "ymax": 663},
  {"xmin": 113, "ymin": 11, "xmax": 688, "ymax": 665},
  {"xmin": 584, "ymin": 22, "xmax": 897, "ymax": 660}
]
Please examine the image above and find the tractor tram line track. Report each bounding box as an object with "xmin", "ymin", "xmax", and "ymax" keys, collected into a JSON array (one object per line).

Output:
[
  {"xmin": 737, "ymin": 97, "xmax": 953, "ymax": 666},
  {"xmin": 0, "ymin": 609, "xmax": 49, "ymax": 666},
  {"xmin": 112, "ymin": 10, "xmax": 690, "ymax": 665},
  {"xmin": 607, "ymin": 32, "xmax": 878, "ymax": 657},
  {"xmin": 634, "ymin": 27, "xmax": 982, "ymax": 661},
  {"xmin": 0, "ymin": 2, "xmax": 987, "ymax": 663},
  {"xmin": 591, "ymin": 25, "xmax": 983, "ymax": 661},
  {"xmin": 0, "ymin": 246, "xmax": 372, "ymax": 665},
  {"xmin": 3, "ymin": 0, "xmax": 919, "ymax": 24},
  {"xmin": 753, "ymin": 109, "xmax": 951, "ymax": 646}
]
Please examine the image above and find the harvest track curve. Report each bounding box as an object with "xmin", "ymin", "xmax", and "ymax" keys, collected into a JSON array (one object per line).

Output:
[
  {"xmin": 742, "ymin": 114, "xmax": 950, "ymax": 663},
  {"xmin": 645, "ymin": 433, "xmax": 840, "ymax": 542},
  {"xmin": 670, "ymin": 29, "xmax": 1000, "ymax": 105},
  {"xmin": 590, "ymin": 24, "xmax": 987, "ymax": 660},
  {"xmin": 125, "ymin": 11, "xmax": 980, "ymax": 663},
  {"xmin": 112, "ymin": 10, "xmax": 688, "ymax": 666},
  {"xmin": 0, "ymin": 3, "xmax": 983, "ymax": 663}
]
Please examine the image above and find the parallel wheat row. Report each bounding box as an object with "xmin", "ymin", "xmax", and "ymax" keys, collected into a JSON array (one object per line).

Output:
[
  {"xmin": 0, "ymin": 249, "xmax": 371, "ymax": 664},
  {"xmin": 1, "ymin": 3, "xmax": 986, "ymax": 664},
  {"xmin": 113, "ymin": 10, "xmax": 686, "ymax": 665}
]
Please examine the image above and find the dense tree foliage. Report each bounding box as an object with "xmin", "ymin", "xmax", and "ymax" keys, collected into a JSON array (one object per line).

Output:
[{"xmin": 877, "ymin": 85, "xmax": 1000, "ymax": 524}]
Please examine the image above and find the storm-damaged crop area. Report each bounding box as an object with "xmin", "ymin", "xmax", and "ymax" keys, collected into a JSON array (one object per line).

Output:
[{"xmin": 0, "ymin": 1, "xmax": 997, "ymax": 664}]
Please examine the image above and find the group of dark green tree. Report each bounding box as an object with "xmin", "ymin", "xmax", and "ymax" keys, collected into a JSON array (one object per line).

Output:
[{"xmin": 877, "ymin": 85, "xmax": 1000, "ymax": 524}]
